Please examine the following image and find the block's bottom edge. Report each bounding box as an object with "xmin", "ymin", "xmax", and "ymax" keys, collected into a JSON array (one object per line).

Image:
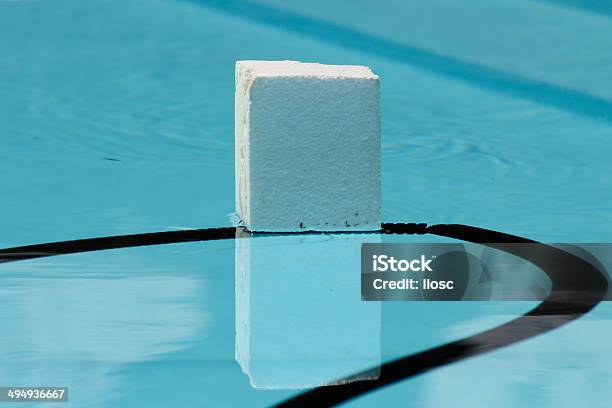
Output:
[
  {"xmin": 245, "ymin": 226, "xmax": 382, "ymax": 233},
  {"xmin": 230, "ymin": 212, "xmax": 382, "ymax": 233}
]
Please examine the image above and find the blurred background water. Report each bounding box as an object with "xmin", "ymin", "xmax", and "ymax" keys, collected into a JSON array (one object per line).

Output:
[{"xmin": 0, "ymin": 0, "xmax": 611, "ymax": 406}]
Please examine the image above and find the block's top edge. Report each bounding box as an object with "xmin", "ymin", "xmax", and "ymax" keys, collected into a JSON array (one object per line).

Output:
[{"xmin": 236, "ymin": 60, "xmax": 378, "ymax": 80}]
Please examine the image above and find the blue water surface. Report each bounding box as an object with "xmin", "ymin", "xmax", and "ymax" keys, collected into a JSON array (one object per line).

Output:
[{"xmin": 1, "ymin": 0, "xmax": 611, "ymax": 406}]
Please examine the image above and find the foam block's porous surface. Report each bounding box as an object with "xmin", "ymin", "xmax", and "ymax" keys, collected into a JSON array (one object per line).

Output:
[{"xmin": 235, "ymin": 61, "xmax": 380, "ymax": 232}]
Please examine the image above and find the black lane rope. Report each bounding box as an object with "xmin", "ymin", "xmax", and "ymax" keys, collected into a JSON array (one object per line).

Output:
[{"xmin": 0, "ymin": 223, "xmax": 607, "ymax": 408}]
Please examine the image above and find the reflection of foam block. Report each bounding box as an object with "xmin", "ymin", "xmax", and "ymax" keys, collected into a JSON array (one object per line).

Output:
[
  {"xmin": 235, "ymin": 233, "xmax": 381, "ymax": 389},
  {"xmin": 235, "ymin": 61, "xmax": 381, "ymax": 232}
]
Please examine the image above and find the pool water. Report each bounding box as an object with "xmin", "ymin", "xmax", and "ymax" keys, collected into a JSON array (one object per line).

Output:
[{"xmin": 1, "ymin": 0, "xmax": 611, "ymax": 406}]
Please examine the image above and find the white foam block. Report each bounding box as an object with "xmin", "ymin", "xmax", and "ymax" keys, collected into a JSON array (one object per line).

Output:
[{"xmin": 235, "ymin": 61, "xmax": 381, "ymax": 231}]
